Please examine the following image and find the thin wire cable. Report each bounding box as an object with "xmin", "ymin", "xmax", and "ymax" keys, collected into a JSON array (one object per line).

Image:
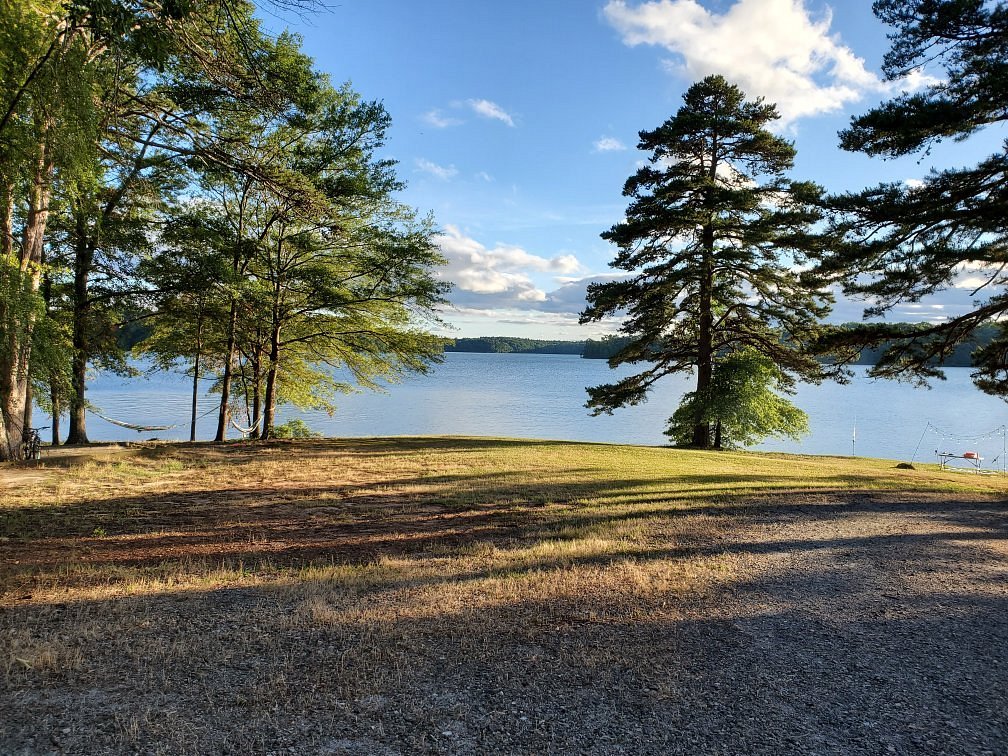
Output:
[
  {"xmin": 910, "ymin": 423, "xmax": 932, "ymax": 464},
  {"xmin": 922, "ymin": 422, "xmax": 1006, "ymax": 443}
]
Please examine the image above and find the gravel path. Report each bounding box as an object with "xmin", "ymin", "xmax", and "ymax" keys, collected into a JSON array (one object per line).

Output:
[{"xmin": 2, "ymin": 493, "xmax": 1006, "ymax": 755}]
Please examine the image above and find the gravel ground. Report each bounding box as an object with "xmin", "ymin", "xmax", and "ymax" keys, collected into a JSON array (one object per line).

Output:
[{"xmin": 2, "ymin": 492, "xmax": 1006, "ymax": 755}]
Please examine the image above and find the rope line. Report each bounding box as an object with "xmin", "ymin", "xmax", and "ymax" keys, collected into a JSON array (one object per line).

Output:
[
  {"xmin": 922, "ymin": 421, "xmax": 1007, "ymax": 443},
  {"xmin": 912, "ymin": 421, "xmax": 1008, "ymax": 474}
]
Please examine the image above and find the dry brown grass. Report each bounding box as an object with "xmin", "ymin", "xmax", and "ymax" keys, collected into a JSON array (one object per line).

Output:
[{"xmin": 1, "ymin": 437, "xmax": 1006, "ymax": 754}]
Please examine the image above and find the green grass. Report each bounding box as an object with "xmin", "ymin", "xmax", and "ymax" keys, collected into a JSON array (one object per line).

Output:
[
  {"xmin": 3, "ymin": 436, "xmax": 1006, "ymax": 755},
  {"xmin": 1, "ymin": 435, "xmax": 999, "ymax": 596},
  {"xmin": 1, "ymin": 436, "xmax": 1003, "ymax": 605}
]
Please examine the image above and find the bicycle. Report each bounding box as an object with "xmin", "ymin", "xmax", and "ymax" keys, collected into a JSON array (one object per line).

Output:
[{"xmin": 21, "ymin": 426, "xmax": 47, "ymax": 461}]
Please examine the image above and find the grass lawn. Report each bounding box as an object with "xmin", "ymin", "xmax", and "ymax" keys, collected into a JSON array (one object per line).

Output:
[{"xmin": 2, "ymin": 437, "xmax": 1006, "ymax": 754}]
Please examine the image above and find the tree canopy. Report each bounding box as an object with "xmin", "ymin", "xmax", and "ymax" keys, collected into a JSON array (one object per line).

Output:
[
  {"xmin": 0, "ymin": 0, "xmax": 449, "ymax": 457},
  {"xmin": 581, "ymin": 75, "xmax": 830, "ymax": 448},
  {"xmin": 815, "ymin": 0, "xmax": 1008, "ymax": 394}
]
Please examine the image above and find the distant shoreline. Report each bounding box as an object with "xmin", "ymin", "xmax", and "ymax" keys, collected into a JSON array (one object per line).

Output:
[{"xmin": 443, "ymin": 334, "xmax": 987, "ymax": 367}]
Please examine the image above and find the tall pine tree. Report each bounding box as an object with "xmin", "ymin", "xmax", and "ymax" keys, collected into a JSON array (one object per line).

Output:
[
  {"xmin": 816, "ymin": 0, "xmax": 1008, "ymax": 393},
  {"xmin": 581, "ymin": 76, "xmax": 831, "ymax": 448}
]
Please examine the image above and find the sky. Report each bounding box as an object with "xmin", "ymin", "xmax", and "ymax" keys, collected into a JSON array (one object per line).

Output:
[{"xmin": 271, "ymin": 0, "xmax": 1002, "ymax": 339}]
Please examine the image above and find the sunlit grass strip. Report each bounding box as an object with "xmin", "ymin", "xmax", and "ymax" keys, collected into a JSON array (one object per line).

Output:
[{"xmin": 2, "ymin": 436, "xmax": 1005, "ymax": 605}]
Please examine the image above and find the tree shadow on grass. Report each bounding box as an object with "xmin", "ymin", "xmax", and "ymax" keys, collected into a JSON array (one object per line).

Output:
[
  {"xmin": 1, "ymin": 506, "xmax": 1005, "ymax": 755},
  {"xmin": 1, "ymin": 459, "xmax": 1005, "ymax": 600}
]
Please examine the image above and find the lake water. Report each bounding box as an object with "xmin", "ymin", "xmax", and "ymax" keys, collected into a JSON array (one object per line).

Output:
[{"xmin": 36, "ymin": 353, "xmax": 1008, "ymax": 464}]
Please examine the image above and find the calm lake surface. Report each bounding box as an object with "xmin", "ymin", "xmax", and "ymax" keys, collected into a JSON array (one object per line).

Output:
[{"xmin": 39, "ymin": 353, "xmax": 1008, "ymax": 463}]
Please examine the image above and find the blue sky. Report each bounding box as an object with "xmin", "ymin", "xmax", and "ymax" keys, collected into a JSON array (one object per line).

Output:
[{"xmin": 275, "ymin": 0, "xmax": 1001, "ymax": 339}]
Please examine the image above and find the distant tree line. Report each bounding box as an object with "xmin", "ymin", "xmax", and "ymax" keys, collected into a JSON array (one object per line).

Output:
[
  {"xmin": 450, "ymin": 325, "xmax": 1000, "ymax": 366},
  {"xmin": 444, "ymin": 337, "xmax": 583, "ymax": 355}
]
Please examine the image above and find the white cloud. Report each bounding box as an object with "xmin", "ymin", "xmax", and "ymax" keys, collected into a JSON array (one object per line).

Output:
[
  {"xmin": 440, "ymin": 305, "xmax": 619, "ymax": 338},
  {"xmin": 603, "ymin": 0, "xmax": 903, "ymax": 125},
  {"xmin": 467, "ymin": 98, "xmax": 516, "ymax": 126},
  {"xmin": 827, "ymin": 282, "xmax": 985, "ymax": 325},
  {"xmin": 476, "ymin": 171, "xmax": 494, "ymax": 182},
  {"xmin": 415, "ymin": 158, "xmax": 458, "ymax": 180},
  {"xmin": 421, "ymin": 109, "xmax": 462, "ymax": 128},
  {"xmin": 896, "ymin": 67, "xmax": 943, "ymax": 94},
  {"xmin": 435, "ymin": 226, "xmax": 588, "ymax": 309},
  {"xmin": 594, "ymin": 136, "xmax": 628, "ymax": 152}
]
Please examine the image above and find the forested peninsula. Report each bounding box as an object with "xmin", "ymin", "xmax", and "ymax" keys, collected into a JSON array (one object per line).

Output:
[{"xmin": 446, "ymin": 324, "xmax": 1001, "ymax": 367}]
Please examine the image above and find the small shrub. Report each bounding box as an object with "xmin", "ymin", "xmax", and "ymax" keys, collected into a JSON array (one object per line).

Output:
[{"xmin": 272, "ymin": 419, "xmax": 322, "ymax": 439}]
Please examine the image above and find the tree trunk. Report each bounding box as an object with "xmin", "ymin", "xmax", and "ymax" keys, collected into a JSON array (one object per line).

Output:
[
  {"xmin": 713, "ymin": 419, "xmax": 722, "ymax": 450},
  {"xmin": 190, "ymin": 351, "xmax": 200, "ymax": 443},
  {"xmin": 215, "ymin": 301, "xmax": 238, "ymax": 442},
  {"xmin": 215, "ymin": 190, "xmax": 249, "ymax": 443},
  {"xmin": 0, "ymin": 125, "xmax": 52, "ymax": 460},
  {"xmin": 42, "ymin": 272, "xmax": 60, "ymax": 446},
  {"xmin": 0, "ymin": 178, "xmax": 12, "ymax": 457},
  {"xmin": 0, "ymin": 176, "xmax": 13, "ymax": 257},
  {"xmin": 190, "ymin": 314, "xmax": 203, "ymax": 442},
  {"xmin": 261, "ymin": 325, "xmax": 281, "ymax": 440},
  {"xmin": 252, "ymin": 348, "xmax": 264, "ymax": 441},
  {"xmin": 50, "ymin": 383, "xmax": 60, "ymax": 446},
  {"xmin": 691, "ymin": 222, "xmax": 715, "ymax": 448},
  {"xmin": 250, "ymin": 346, "xmax": 262, "ymax": 439},
  {"xmin": 23, "ymin": 382, "xmax": 33, "ymax": 433},
  {"xmin": 66, "ymin": 213, "xmax": 93, "ymax": 445}
]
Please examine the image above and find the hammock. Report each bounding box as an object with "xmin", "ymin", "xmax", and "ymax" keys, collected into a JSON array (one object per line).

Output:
[
  {"xmin": 91, "ymin": 410, "xmax": 180, "ymax": 433},
  {"xmin": 230, "ymin": 416, "xmax": 263, "ymax": 435},
  {"xmin": 90, "ymin": 403, "xmax": 222, "ymax": 434}
]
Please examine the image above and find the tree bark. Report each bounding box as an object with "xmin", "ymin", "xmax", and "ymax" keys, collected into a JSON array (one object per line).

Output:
[
  {"xmin": 66, "ymin": 212, "xmax": 93, "ymax": 445},
  {"xmin": 41, "ymin": 271, "xmax": 60, "ymax": 446},
  {"xmin": 23, "ymin": 382, "xmax": 33, "ymax": 433},
  {"xmin": 189, "ymin": 314, "xmax": 203, "ymax": 442},
  {"xmin": 0, "ymin": 125, "xmax": 52, "ymax": 460},
  {"xmin": 250, "ymin": 345, "xmax": 262, "ymax": 439},
  {"xmin": 0, "ymin": 177, "xmax": 13, "ymax": 257},
  {"xmin": 261, "ymin": 264, "xmax": 283, "ymax": 442},
  {"xmin": 261, "ymin": 334, "xmax": 280, "ymax": 441},
  {"xmin": 50, "ymin": 384, "xmax": 61, "ymax": 446},
  {"xmin": 215, "ymin": 300, "xmax": 237, "ymax": 442},
  {"xmin": 691, "ymin": 222, "xmax": 715, "ymax": 448},
  {"xmin": 190, "ymin": 352, "xmax": 200, "ymax": 443},
  {"xmin": 215, "ymin": 184, "xmax": 251, "ymax": 443}
]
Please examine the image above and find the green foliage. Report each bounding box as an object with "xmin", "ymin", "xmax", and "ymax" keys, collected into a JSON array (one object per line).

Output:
[
  {"xmin": 816, "ymin": 0, "xmax": 1008, "ymax": 395},
  {"xmin": 137, "ymin": 202, "xmax": 232, "ymax": 371},
  {"xmin": 665, "ymin": 349, "xmax": 809, "ymax": 449},
  {"xmin": 185, "ymin": 69, "xmax": 450, "ymax": 439},
  {"xmin": 581, "ymin": 336, "xmax": 633, "ymax": 360},
  {"xmin": 582, "ymin": 76, "xmax": 830, "ymax": 447},
  {"xmin": 271, "ymin": 418, "xmax": 321, "ymax": 439},
  {"xmin": 0, "ymin": 255, "xmax": 43, "ymax": 365},
  {"xmin": 445, "ymin": 337, "xmax": 584, "ymax": 355}
]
